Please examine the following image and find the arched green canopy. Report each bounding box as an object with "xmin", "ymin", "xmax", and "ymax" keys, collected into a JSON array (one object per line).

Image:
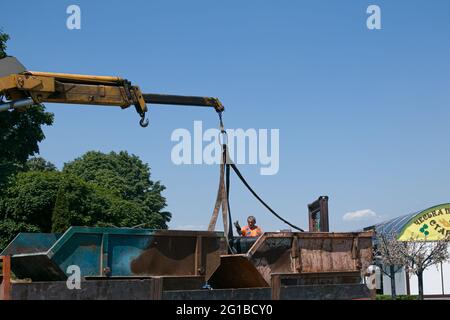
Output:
[{"xmin": 366, "ymin": 204, "xmax": 450, "ymax": 241}]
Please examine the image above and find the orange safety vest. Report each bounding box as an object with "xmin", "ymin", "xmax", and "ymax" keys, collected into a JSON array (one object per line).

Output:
[{"xmin": 241, "ymin": 225, "xmax": 262, "ymax": 237}]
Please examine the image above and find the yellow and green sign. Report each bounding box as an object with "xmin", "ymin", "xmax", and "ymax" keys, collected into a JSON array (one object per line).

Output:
[{"xmin": 398, "ymin": 204, "xmax": 450, "ymax": 241}]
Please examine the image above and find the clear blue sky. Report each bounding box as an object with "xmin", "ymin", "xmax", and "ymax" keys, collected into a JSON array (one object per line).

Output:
[{"xmin": 2, "ymin": 0, "xmax": 450, "ymax": 232}]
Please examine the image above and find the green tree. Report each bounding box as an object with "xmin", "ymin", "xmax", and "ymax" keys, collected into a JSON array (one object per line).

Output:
[
  {"xmin": 0, "ymin": 30, "xmax": 9, "ymax": 58},
  {"xmin": 62, "ymin": 151, "xmax": 171, "ymax": 228},
  {"xmin": 51, "ymin": 175, "xmax": 111, "ymax": 232},
  {"xmin": 0, "ymin": 171, "xmax": 62, "ymax": 232},
  {"xmin": 25, "ymin": 156, "xmax": 57, "ymax": 172},
  {"xmin": 0, "ymin": 150, "xmax": 171, "ymax": 248},
  {"xmin": 0, "ymin": 220, "xmax": 40, "ymax": 252},
  {"xmin": 0, "ymin": 30, "xmax": 54, "ymax": 186},
  {"xmin": 64, "ymin": 151, "xmax": 155, "ymax": 201},
  {"xmin": 0, "ymin": 105, "xmax": 54, "ymax": 186},
  {"xmin": 0, "ymin": 170, "xmax": 61, "ymax": 251},
  {"xmin": 51, "ymin": 178, "xmax": 167, "ymax": 232}
]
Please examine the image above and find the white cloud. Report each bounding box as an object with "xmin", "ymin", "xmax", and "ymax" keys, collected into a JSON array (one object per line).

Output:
[{"xmin": 343, "ymin": 209, "xmax": 378, "ymax": 222}]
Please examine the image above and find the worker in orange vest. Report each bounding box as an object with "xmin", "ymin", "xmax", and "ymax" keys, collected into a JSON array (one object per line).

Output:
[{"xmin": 234, "ymin": 216, "xmax": 263, "ymax": 237}]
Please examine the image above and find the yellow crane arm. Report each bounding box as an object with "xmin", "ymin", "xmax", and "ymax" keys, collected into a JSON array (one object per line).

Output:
[{"xmin": 0, "ymin": 57, "xmax": 224, "ymax": 127}]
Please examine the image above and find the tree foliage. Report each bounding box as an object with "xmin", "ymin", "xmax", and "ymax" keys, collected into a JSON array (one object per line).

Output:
[
  {"xmin": 0, "ymin": 171, "xmax": 61, "ymax": 232},
  {"xmin": 64, "ymin": 151, "xmax": 157, "ymax": 201},
  {"xmin": 26, "ymin": 156, "xmax": 57, "ymax": 172},
  {"xmin": 0, "ymin": 31, "xmax": 54, "ymax": 186},
  {"xmin": 51, "ymin": 174, "xmax": 111, "ymax": 232},
  {"xmin": 61, "ymin": 151, "xmax": 171, "ymax": 229},
  {"xmin": 0, "ymin": 151, "xmax": 172, "ymax": 248},
  {"xmin": 399, "ymin": 238, "xmax": 450, "ymax": 276},
  {"xmin": 374, "ymin": 230, "xmax": 450, "ymax": 300},
  {"xmin": 399, "ymin": 237, "xmax": 449, "ymax": 300},
  {"xmin": 0, "ymin": 30, "xmax": 9, "ymax": 58},
  {"xmin": 0, "ymin": 170, "xmax": 60, "ymax": 250},
  {"xmin": 374, "ymin": 231, "xmax": 405, "ymax": 268},
  {"xmin": 0, "ymin": 219, "xmax": 40, "ymax": 252},
  {"xmin": 373, "ymin": 231, "xmax": 406, "ymax": 300}
]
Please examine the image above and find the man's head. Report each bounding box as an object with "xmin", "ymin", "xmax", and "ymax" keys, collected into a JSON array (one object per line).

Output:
[{"xmin": 247, "ymin": 216, "xmax": 256, "ymax": 228}]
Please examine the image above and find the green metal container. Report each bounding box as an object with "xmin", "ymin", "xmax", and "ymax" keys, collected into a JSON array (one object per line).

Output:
[{"xmin": 1, "ymin": 226, "xmax": 226, "ymax": 282}]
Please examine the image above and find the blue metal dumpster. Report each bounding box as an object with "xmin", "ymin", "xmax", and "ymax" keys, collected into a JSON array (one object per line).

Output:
[{"xmin": 1, "ymin": 227, "xmax": 226, "ymax": 282}]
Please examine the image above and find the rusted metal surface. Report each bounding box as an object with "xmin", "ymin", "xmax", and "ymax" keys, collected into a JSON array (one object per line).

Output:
[
  {"xmin": 5, "ymin": 278, "xmax": 371, "ymax": 300},
  {"xmin": 1, "ymin": 229, "xmax": 375, "ymax": 300},
  {"xmin": 161, "ymin": 276, "xmax": 206, "ymax": 291},
  {"xmin": 0, "ymin": 256, "xmax": 11, "ymax": 300},
  {"xmin": 84, "ymin": 275, "xmax": 206, "ymax": 291},
  {"xmin": 201, "ymin": 231, "xmax": 373, "ymax": 289},
  {"xmin": 243, "ymin": 232, "xmax": 374, "ymax": 284},
  {"xmin": 164, "ymin": 283, "xmax": 371, "ymax": 300},
  {"xmin": 275, "ymin": 271, "xmax": 362, "ymax": 286},
  {"xmin": 8, "ymin": 279, "xmax": 164, "ymax": 300},
  {"xmin": 4, "ymin": 227, "xmax": 227, "ymax": 282},
  {"xmin": 279, "ymin": 283, "xmax": 371, "ymax": 300},
  {"xmin": 130, "ymin": 230, "xmax": 226, "ymax": 280},
  {"xmin": 150, "ymin": 277, "xmax": 163, "ymax": 300},
  {"xmin": 271, "ymin": 274, "xmax": 281, "ymax": 300},
  {"xmin": 163, "ymin": 287, "xmax": 272, "ymax": 300},
  {"xmin": 308, "ymin": 196, "xmax": 329, "ymax": 232},
  {"xmin": 10, "ymin": 254, "xmax": 66, "ymax": 281},
  {"xmin": 246, "ymin": 234, "xmax": 293, "ymax": 282},
  {"xmin": 3, "ymin": 226, "xmax": 373, "ymax": 299},
  {"xmin": 209, "ymin": 255, "xmax": 268, "ymax": 289}
]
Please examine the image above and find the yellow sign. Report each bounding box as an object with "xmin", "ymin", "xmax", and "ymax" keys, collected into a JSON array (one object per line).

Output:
[{"xmin": 398, "ymin": 204, "xmax": 450, "ymax": 241}]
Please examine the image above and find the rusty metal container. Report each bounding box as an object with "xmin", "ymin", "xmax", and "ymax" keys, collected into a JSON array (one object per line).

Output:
[
  {"xmin": 1, "ymin": 227, "xmax": 227, "ymax": 282},
  {"xmin": 211, "ymin": 231, "xmax": 373, "ymax": 289},
  {"xmin": 2, "ymin": 226, "xmax": 373, "ymax": 295}
]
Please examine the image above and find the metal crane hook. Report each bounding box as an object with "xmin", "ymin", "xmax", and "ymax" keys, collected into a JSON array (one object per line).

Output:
[{"xmin": 139, "ymin": 114, "xmax": 149, "ymax": 127}]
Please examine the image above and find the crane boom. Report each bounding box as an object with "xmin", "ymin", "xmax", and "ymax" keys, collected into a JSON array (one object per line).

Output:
[{"xmin": 0, "ymin": 57, "xmax": 224, "ymax": 127}]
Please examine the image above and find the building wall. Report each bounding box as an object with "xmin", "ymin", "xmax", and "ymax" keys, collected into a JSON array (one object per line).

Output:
[
  {"xmin": 409, "ymin": 256, "xmax": 450, "ymax": 295},
  {"xmin": 379, "ymin": 248, "xmax": 450, "ymax": 296},
  {"xmin": 381, "ymin": 266, "xmax": 407, "ymax": 296}
]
